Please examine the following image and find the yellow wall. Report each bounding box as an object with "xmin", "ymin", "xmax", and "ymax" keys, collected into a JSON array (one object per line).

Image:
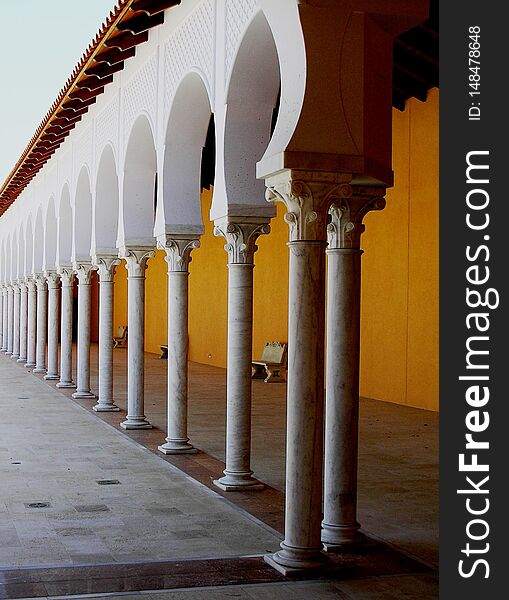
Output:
[
  {"xmin": 112, "ymin": 89, "xmax": 439, "ymax": 411},
  {"xmin": 360, "ymin": 88, "xmax": 439, "ymax": 410}
]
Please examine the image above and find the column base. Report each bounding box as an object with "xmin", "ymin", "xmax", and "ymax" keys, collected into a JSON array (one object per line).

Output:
[
  {"xmin": 11, "ymin": 353, "xmax": 20, "ymax": 360},
  {"xmin": 94, "ymin": 403, "xmax": 121, "ymax": 412},
  {"xmin": 120, "ymin": 417, "xmax": 152, "ymax": 430},
  {"xmin": 56, "ymin": 381, "xmax": 76, "ymax": 389},
  {"xmin": 158, "ymin": 440, "xmax": 197, "ymax": 455},
  {"xmin": 44, "ymin": 373, "xmax": 59, "ymax": 381},
  {"xmin": 321, "ymin": 522, "xmax": 360, "ymax": 547},
  {"xmin": 72, "ymin": 390, "xmax": 96, "ymax": 399},
  {"xmin": 24, "ymin": 362, "xmax": 36, "ymax": 369},
  {"xmin": 17, "ymin": 357, "xmax": 27, "ymax": 364},
  {"xmin": 32, "ymin": 367, "xmax": 46, "ymax": 374},
  {"xmin": 264, "ymin": 543, "xmax": 327, "ymax": 575},
  {"xmin": 5, "ymin": 351, "xmax": 12, "ymax": 356},
  {"xmin": 213, "ymin": 472, "xmax": 264, "ymax": 491}
]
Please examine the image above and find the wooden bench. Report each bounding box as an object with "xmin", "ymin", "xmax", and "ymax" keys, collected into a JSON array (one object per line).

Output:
[
  {"xmin": 113, "ymin": 326, "xmax": 127, "ymax": 348},
  {"xmin": 252, "ymin": 342, "xmax": 287, "ymax": 383}
]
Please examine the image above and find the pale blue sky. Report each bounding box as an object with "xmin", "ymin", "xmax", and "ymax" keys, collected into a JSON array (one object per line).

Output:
[{"xmin": 0, "ymin": 0, "xmax": 116, "ymax": 185}]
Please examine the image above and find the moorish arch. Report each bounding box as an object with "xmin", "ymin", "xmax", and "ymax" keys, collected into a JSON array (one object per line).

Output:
[
  {"xmin": 33, "ymin": 208, "xmax": 44, "ymax": 274},
  {"xmin": 93, "ymin": 144, "xmax": 119, "ymax": 254},
  {"xmin": 44, "ymin": 197, "xmax": 58, "ymax": 272},
  {"xmin": 156, "ymin": 71, "xmax": 212, "ymax": 237},
  {"xmin": 25, "ymin": 217, "xmax": 33, "ymax": 276},
  {"xmin": 120, "ymin": 114, "xmax": 157, "ymax": 248},
  {"xmin": 73, "ymin": 167, "xmax": 93, "ymax": 263},
  {"xmin": 58, "ymin": 184, "xmax": 73, "ymax": 267}
]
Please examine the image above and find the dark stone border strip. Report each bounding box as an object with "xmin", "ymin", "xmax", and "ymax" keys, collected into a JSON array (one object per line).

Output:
[{"xmin": 0, "ymin": 541, "xmax": 434, "ymax": 598}]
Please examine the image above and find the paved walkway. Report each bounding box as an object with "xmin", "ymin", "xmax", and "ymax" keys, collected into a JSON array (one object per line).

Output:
[{"xmin": 0, "ymin": 356, "xmax": 280, "ymax": 568}]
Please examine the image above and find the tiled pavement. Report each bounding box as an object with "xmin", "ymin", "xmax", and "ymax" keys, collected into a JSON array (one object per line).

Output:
[{"xmin": 0, "ymin": 352, "xmax": 438, "ymax": 598}]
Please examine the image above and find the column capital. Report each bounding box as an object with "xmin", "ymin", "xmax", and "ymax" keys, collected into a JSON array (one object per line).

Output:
[
  {"xmin": 25, "ymin": 277, "xmax": 37, "ymax": 292},
  {"xmin": 119, "ymin": 246, "xmax": 155, "ymax": 278},
  {"xmin": 58, "ymin": 267, "xmax": 76, "ymax": 287},
  {"xmin": 12, "ymin": 280, "xmax": 21, "ymax": 292},
  {"xmin": 93, "ymin": 254, "xmax": 121, "ymax": 282},
  {"xmin": 213, "ymin": 219, "xmax": 270, "ymax": 265},
  {"xmin": 73, "ymin": 262, "xmax": 96, "ymax": 285},
  {"xmin": 265, "ymin": 169, "xmax": 353, "ymax": 242},
  {"xmin": 33, "ymin": 273, "xmax": 47, "ymax": 289},
  {"xmin": 157, "ymin": 235, "xmax": 200, "ymax": 273},
  {"xmin": 327, "ymin": 185, "xmax": 386, "ymax": 250},
  {"xmin": 44, "ymin": 270, "xmax": 61, "ymax": 289}
]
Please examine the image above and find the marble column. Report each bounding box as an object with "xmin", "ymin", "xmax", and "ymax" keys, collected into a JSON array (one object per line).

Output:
[
  {"xmin": 56, "ymin": 269, "xmax": 76, "ymax": 388},
  {"xmin": 0, "ymin": 285, "xmax": 4, "ymax": 352},
  {"xmin": 25, "ymin": 278, "xmax": 37, "ymax": 369},
  {"xmin": 72, "ymin": 264, "xmax": 95, "ymax": 399},
  {"xmin": 17, "ymin": 280, "xmax": 28, "ymax": 363},
  {"xmin": 212, "ymin": 221, "xmax": 270, "ymax": 490},
  {"xmin": 322, "ymin": 186, "xmax": 386, "ymax": 548},
  {"xmin": 263, "ymin": 170, "xmax": 353, "ymax": 574},
  {"xmin": 33, "ymin": 275, "xmax": 48, "ymax": 373},
  {"xmin": 44, "ymin": 272, "xmax": 60, "ymax": 380},
  {"xmin": 119, "ymin": 247, "xmax": 154, "ymax": 429},
  {"xmin": 157, "ymin": 236, "xmax": 200, "ymax": 454},
  {"xmin": 92, "ymin": 255, "xmax": 120, "ymax": 412},
  {"xmin": 6, "ymin": 285, "xmax": 14, "ymax": 356},
  {"xmin": 11, "ymin": 282, "xmax": 21, "ymax": 360}
]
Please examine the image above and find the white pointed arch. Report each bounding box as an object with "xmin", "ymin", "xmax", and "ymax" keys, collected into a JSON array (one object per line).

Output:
[
  {"xmin": 119, "ymin": 114, "xmax": 157, "ymax": 248},
  {"xmin": 93, "ymin": 143, "xmax": 120, "ymax": 254},
  {"xmin": 44, "ymin": 197, "xmax": 58, "ymax": 271},
  {"xmin": 25, "ymin": 216, "xmax": 34, "ymax": 276},
  {"xmin": 219, "ymin": 10, "xmax": 280, "ymax": 217},
  {"xmin": 17, "ymin": 223, "xmax": 25, "ymax": 279},
  {"xmin": 73, "ymin": 166, "xmax": 93, "ymax": 262},
  {"xmin": 156, "ymin": 71, "xmax": 212, "ymax": 237},
  {"xmin": 58, "ymin": 184, "xmax": 73, "ymax": 266}
]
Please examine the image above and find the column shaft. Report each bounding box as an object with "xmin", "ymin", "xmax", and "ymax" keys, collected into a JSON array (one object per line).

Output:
[
  {"xmin": 33, "ymin": 278, "xmax": 47, "ymax": 373},
  {"xmin": 12, "ymin": 284, "xmax": 20, "ymax": 359},
  {"xmin": 25, "ymin": 280, "xmax": 37, "ymax": 368},
  {"xmin": 57, "ymin": 272, "xmax": 75, "ymax": 388},
  {"xmin": 18, "ymin": 282, "xmax": 28, "ymax": 363},
  {"xmin": 0, "ymin": 288, "xmax": 4, "ymax": 351},
  {"xmin": 93, "ymin": 256, "xmax": 120, "ymax": 412},
  {"xmin": 72, "ymin": 267, "xmax": 94, "ymax": 398},
  {"xmin": 322, "ymin": 249, "xmax": 362, "ymax": 546},
  {"xmin": 45, "ymin": 275, "xmax": 60, "ymax": 380},
  {"xmin": 6, "ymin": 286, "xmax": 14, "ymax": 355},
  {"xmin": 120, "ymin": 248, "xmax": 153, "ymax": 429}
]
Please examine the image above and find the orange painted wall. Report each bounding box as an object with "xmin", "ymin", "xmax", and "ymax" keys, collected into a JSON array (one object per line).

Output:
[{"xmin": 112, "ymin": 89, "xmax": 439, "ymax": 411}]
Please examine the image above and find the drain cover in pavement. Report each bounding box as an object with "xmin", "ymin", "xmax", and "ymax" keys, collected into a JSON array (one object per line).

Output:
[
  {"xmin": 96, "ymin": 479, "xmax": 121, "ymax": 485},
  {"xmin": 25, "ymin": 502, "xmax": 51, "ymax": 509}
]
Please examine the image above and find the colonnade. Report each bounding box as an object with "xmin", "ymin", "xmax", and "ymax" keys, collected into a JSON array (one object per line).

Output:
[{"xmin": 0, "ymin": 177, "xmax": 385, "ymax": 574}]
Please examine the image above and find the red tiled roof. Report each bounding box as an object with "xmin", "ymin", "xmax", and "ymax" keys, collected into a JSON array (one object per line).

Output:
[{"xmin": 0, "ymin": 0, "xmax": 180, "ymax": 216}]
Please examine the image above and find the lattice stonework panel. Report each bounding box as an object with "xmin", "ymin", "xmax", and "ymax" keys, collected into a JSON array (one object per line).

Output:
[
  {"xmin": 74, "ymin": 125, "xmax": 93, "ymax": 177},
  {"xmin": 164, "ymin": 0, "xmax": 214, "ymax": 118},
  {"xmin": 123, "ymin": 52, "xmax": 158, "ymax": 143},
  {"xmin": 224, "ymin": 0, "xmax": 258, "ymax": 84},
  {"xmin": 95, "ymin": 95, "xmax": 120, "ymax": 159}
]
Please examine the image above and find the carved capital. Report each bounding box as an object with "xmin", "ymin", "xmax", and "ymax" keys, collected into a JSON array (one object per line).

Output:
[
  {"xmin": 33, "ymin": 273, "xmax": 47, "ymax": 291},
  {"xmin": 119, "ymin": 246, "xmax": 155, "ymax": 278},
  {"xmin": 327, "ymin": 185, "xmax": 386, "ymax": 250},
  {"xmin": 157, "ymin": 235, "xmax": 200, "ymax": 273},
  {"xmin": 93, "ymin": 254, "xmax": 121, "ymax": 282},
  {"xmin": 73, "ymin": 262, "xmax": 96, "ymax": 285},
  {"xmin": 213, "ymin": 220, "xmax": 270, "ymax": 264},
  {"xmin": 265, "ymin": 170, "xmax": 353, "ymax": 242},
  {"xmin": 58, "ymin": 267, "xmax": 76, "ymax": 288},
  {"xmin": 44, "ymin": 270, "xmax": 61, "ymax": 289},
  {"xmin": 26, "ymin": 277, "xmax": 37, "ymax": 293}
]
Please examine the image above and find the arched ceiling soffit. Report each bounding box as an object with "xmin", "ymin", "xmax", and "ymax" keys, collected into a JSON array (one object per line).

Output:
[{"xmin": 0, "ymin": 0, "xmax": 437, "ymax": 214}]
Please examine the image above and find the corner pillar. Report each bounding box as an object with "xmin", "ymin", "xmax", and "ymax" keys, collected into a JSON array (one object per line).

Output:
[
  {"xmin": 321, "ymin": 186, "xmax": 386, "ymax": 548},
  {"xmin": 263, "ymin": 170, "xmax": 353, "ymax": 574}
]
